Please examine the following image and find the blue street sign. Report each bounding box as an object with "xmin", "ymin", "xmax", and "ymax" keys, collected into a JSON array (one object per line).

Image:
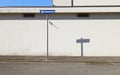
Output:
[{"xmin": 40, "ymin": 10, "xmax": 55, "ymax": 14}]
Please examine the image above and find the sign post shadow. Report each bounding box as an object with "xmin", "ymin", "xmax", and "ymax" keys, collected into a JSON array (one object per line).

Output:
[{"xmin": 76, "ymin": 38, "xmax": 90, "ymax": 57}]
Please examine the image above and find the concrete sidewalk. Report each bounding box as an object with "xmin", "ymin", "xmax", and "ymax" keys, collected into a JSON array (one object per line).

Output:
[{"xmin": 0, "ymin": 56, "xmax": 120, "ymax": 63}]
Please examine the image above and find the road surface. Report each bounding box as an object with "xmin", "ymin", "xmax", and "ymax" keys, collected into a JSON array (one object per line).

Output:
[{"xmin": 0, "ymin": 62, "xmax": 120, "ymax": 75}]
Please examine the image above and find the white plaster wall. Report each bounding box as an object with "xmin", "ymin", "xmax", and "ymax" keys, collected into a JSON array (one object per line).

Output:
[
  {"xmin": 0, "ymin": 19, "xmax": 47, "ymax": 55},
  {"xmin": 74, "ymin": 0, "xmax": 120, "ymax": 6},
  {"xmin": 0, "ymin": 13, "xmax": 120, "ymax": 56},
  {"xmin": 49, "ymin": 19, "xmax": 120, "ymax": 56}
]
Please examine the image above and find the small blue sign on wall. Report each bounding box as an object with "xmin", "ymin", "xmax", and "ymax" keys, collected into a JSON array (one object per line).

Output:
[{"xmin": 40, "ymin": 10, "xmax": 55, "ymax": 14}]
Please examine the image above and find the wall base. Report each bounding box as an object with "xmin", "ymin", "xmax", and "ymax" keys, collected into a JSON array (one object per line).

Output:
[{"xmin": 0, "ymin": 56, "xmax": 120, "ymax": 63}]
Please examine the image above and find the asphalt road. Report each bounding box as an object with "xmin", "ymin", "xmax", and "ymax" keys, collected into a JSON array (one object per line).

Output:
[{"xmin": 0, "ymin": 62, "xmax": 120, "ymax": 75}]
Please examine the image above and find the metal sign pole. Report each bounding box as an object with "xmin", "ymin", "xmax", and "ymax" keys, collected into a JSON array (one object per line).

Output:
[
  {"xmin": 46, "ymin": 14, "xmax": 49, "ymax": 60},
  {"xmin": 40, "ymin": 10, "xmax": 55, "ymax": 60}
]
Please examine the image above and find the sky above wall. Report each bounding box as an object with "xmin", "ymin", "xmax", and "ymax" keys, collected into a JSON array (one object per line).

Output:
[{"xmin": 0, "ymin": 0, "xmax": 52, "ymax": 6}]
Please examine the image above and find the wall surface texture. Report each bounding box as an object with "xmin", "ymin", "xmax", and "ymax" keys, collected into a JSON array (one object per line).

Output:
[
  {"xmin": 0, "ymin": 14, "xmax": 47, "ymax": 55},
  {"xmin": 0, "ymin": 13, "xmax": 120, "ymax": 56}
]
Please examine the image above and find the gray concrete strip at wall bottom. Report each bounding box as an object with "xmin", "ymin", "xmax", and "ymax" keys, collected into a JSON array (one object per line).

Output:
[{"xmin": 0, "ymin": 56, "xmax": 120, "ymax": 63}]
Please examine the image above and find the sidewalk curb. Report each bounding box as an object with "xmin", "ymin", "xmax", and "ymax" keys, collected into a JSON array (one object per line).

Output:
[{"xmin": 0, "ymin": 56, "xmax": 120, "ymax": 63}]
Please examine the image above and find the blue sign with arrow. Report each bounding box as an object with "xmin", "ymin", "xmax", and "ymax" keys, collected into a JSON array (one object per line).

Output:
[{"xmin": 40, "ymin": 10, "xmax": 55, "ymax": 14}]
